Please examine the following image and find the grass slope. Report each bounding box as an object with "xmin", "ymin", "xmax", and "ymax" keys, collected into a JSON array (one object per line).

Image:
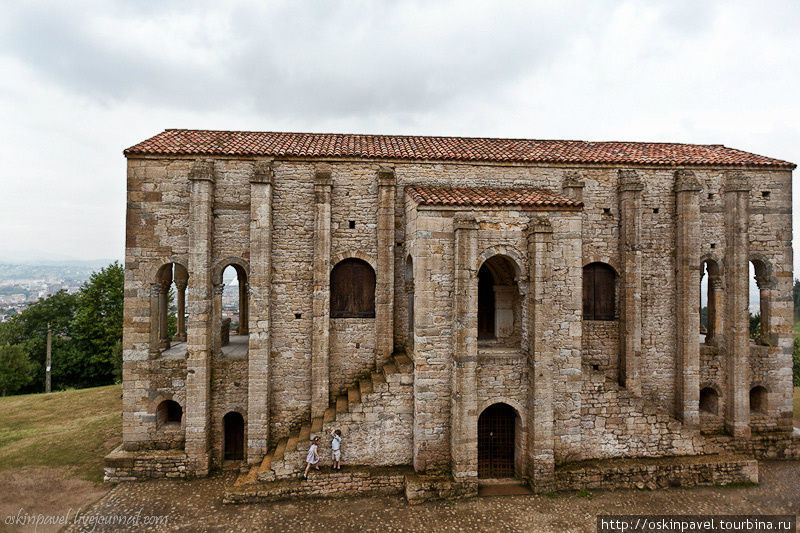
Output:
[{"xmin": 0, "ymin": 385, "xmax": 121, "ymax": 483}]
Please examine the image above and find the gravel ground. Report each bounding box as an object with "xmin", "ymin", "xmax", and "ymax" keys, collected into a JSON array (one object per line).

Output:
[{"xmin": 60, "ymin": 461, "xmax": 800, "ymax": 533}]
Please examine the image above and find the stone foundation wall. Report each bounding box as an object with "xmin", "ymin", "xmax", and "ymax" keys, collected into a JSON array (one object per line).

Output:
[
  {"xmin": 706, "ymin": 431, "xmax": 800, "ymax": 459},
  {"xmin": 210, "ymin": 355, "xmax": 248, "ymax": 466},
  {"xmin": 104, "ymin": 446, "xmax": 187, "ymax": 482},
  {"xmin": 552, "ymin": 454, "xmax": 758, "ymax": 492}
]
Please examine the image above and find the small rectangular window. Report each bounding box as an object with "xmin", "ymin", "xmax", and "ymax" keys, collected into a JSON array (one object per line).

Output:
[
  {"xmin": 761, "ymin": 191, "xmax": 770, "ymax": 198},
  {"xmin": 294, "ymin": 313, "xmax": 302, "ymax": 319},
  {"xmin": 349, "ymin": 220, "xmax": 356, "ymax": 229}
]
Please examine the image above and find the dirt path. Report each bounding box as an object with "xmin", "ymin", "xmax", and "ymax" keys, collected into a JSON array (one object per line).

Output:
[
  {"xmin": 0, "ymin": 467, "xmax": 109, "ymax": 533},
  {"xmin": 47, "ymin": 461, "xmax": 800, "ymax": 533}
]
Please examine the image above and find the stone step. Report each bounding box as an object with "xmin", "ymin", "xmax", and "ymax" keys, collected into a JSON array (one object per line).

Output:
[
  {"xmin": 383, "ymin": 361, "xmax": 398, "ymax": 375},
  {"xmin": 394, "ymin": 353, "xmax": 413, "ymax": 373},
  {"xmin": 299, "ymin": 423, "xmax": 311, "ymax": 442},
  {"xmin": 359, "ymin": 378, "xmax": 373, "ymax": 396},
  {"xmin": 371, "ymin": 371, "xmax": 386, "ymax": 387},
  {"xmin": 323, "ymin": 406, "xmax": 336, "ymax": 423},
  {"xmin": 258, "ymin": 454, "xmax": 273, "ymax": 475},
  {"xmin": 311, "ymin": 416, "xmax": 324, "ymax": 433},
  {"xmin": 272, "ymin": 439, "xmax": 287, "ymax": 462},
  {"xmin": 348, "ymin": 386, "xmax": 361, "ymax": 406},
  {"xmin": 336, "ymin": 394, "xmax": 348, "ymax": 414},
  {"xmin": 286, "ymin": 432, "xmax": 299, "ymax": 452}
]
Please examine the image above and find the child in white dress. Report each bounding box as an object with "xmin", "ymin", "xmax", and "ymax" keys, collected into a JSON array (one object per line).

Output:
[{"xmin": 303, "ymin": 436, "xmax": 321, "ymax": 479}]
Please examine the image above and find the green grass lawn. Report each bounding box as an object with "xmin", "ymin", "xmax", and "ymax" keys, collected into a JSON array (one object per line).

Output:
[{"xmin": 0, "ymin": 385, "xmax": 121, "ymax": 483}]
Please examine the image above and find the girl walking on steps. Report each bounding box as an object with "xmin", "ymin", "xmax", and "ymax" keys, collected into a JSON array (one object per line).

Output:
[{"xmin": 303, "ymin": 436, "xmax": 320, "ymax": 479}]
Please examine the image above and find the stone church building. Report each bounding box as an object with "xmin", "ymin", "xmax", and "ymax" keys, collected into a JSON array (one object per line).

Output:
[{"xmin": 106, "ymin": 129, "xmax": 798, "ymax": 499}]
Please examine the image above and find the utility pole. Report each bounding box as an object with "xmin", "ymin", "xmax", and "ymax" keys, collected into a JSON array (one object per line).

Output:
[{"xmin": 46, "ymin": 323, "xmax": 52, "ymax": 393}]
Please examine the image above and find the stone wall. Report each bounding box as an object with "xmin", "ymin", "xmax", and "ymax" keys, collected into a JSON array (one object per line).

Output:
[
  {"xmin": 582, "ymin": 320, "xmax": 619, "ymax": 379},
  {"xmin": 104, "ymin": 446, "xmax": 187, "ymax": 482},
  {"xmin": 330, "ymin": 318, "xmax": 376, "ymax": 398},
  {"xmin": 210, "ymin": 355, "xmax": 248, "ymax": 467}
]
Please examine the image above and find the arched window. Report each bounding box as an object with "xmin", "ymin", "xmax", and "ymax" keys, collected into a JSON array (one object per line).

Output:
[
  {"xmin": 749, "ymin": 386, "xmax": 767, "ymax": 414},
  {"xmin": 699, "ymin": 387, "xmax": 719, "ymax": 415},
  {"xmin": 330, "ymin": 258, "xmax": 376, "ymax": 318},
  {"xmin": 156, "ymin": 400, "xmax": 182, "ymax": 427},
  {"xmin": 583, "ymin": 263, "xmax": 616, "ymax": 320},
  {"xmin": 153, "ymin": 263, "xmax": 188, "ymax": 353}
]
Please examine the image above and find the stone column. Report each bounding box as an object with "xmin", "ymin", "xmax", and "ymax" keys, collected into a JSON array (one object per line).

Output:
[
  {"xmin": 376, "ymin": 167, "xmax": 396, "ymax": 366},
  {"xmin": 149, "ymin": 283, "xmax": 161, "ymax": 357},
  {"xmin": 311, "ymin": 168, "xmax": 332, "ymax": 418},
  {"xmin": 526, "ymin": 218, "xmax": 555, "ymax": 486},
  {"xmin": 706, "ymin": 275, "xmax": 723, "ymax": 346},
  {"xmin": 723, "ymin": 171, "xmax": 750, "ymax": 438},
  {"xmin": 175, "ymin": 266, "xmax": 188, "ymax": 342},
  {"xmin": 185, "ymin": 159, "xmax": 215, "ymax": 475},
  {"xmin": 617, "ymin": 170, "xmax": 643, "ymax": 394},
  {"xmin": 238, "ymin": 281, "xmax": 249, "ymax": 335},
  {"xmin": 451, "ymin": 214, "xmax": 479, "ymax": 482},
  {"xmin": 158, "ymin": 268, "xmax": 172, "ymax": 350},
  {"xmin": 212, "ymin": 283, "xmax": 224, "ymax": 352},
  {"xmin": 674, "ymin": 170, "xmax": 701, "ymax": 427},
  {"xmin": 247, "ymin": 160, "xmax": 273, "ymax": 463},
  {"xmin": 755, "ymin": 275, "xmax": 776, "ymax": 346}
]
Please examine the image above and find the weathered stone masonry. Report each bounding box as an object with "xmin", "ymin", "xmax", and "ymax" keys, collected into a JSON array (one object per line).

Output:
[{"xmin": 109, "ymin": 129, "xmax": 798, "ymax": 496}]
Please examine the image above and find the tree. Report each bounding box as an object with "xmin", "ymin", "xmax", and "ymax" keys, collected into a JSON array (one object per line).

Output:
[
  {"xmin": 794, "ymin": 279, "xmax": 800, "ymax": 321},
  {"xmin": 71, "ymin": 262, "xmax": 124, "ymax": 385},
  {"xmin": 0, "ymin": 344, "xmax": 36, "ymax": 396}
]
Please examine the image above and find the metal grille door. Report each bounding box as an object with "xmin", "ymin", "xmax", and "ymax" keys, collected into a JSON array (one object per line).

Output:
[{"xmin": 478, "ymin": 403, "xmax": 516, "ymax": 478}]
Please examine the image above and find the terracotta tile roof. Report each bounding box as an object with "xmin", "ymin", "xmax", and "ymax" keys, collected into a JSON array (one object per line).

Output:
[
  {"xmin": 124, "ymin": 129, "xmax": 795, "ymax": 169},
  {"xmin": 406, "ymin": 186, "xmax": 582, "ymax": 210}
]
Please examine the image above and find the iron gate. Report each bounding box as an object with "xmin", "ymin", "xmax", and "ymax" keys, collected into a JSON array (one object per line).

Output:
[{"xmin": 477, "ymin": 403, "xmax": 516, "ymax": 478}]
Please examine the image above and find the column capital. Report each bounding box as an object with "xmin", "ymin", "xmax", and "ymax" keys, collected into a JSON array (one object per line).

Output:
[
  {"xmin": 723, "ymin": 170, "xmax": 749, "ymax": 193},
  {"xmin": 189, "ymin": 159, "xmax": 215, "ymax": 182},
  {"xmin": 377, "ymin": 166, "xmax": 396, "ymax": 188},
  {"xmin": 709, "ymin": 275, "xmax": 724, "ymax": 290},
  {"xmin": 526, "ymin": 217, "xmax": 553, "ymax": 241},
  {"xmin": 618, "ymin": 169, "xmax": 644, "ymax": 192},
  {"xmin": 213, "ymin": 283, "xmax": 224, "ymax": 297},
  {"xmin": 562, "ymin": 171, "xmax": 584, "ymax": 189},
  {"xmin": 174, "ymin": 279, "xmax": 188, "ymax": 291},
  {"xmin": 250, "ymin": 159, "xmax": 274, "ymax": 185},
  {"xmin": 674, "ymin": 169, "xmax": 702, "ymax": 192},
  {"xmin": 453, "ymin": 213, "xmax": 478, "ymax": 232},
  {"xmin": 314, "ymin": 167, "xmax": 333, "ymax": 187},
  {"xmin": 150, "ymin": 283, "xmax": 161, "ymax": 297}
]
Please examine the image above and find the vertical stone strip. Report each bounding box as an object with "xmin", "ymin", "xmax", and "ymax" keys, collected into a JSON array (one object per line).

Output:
[
  {"xmin": 376, "ymin": 167, "xmax": 396, "ymax": 367},
  {"xmin": 174, "ymin": 265, "xmax": 188, "ymax": 342},
  {"xmin": 149, "ymin": 283, "xmax": 161, "ymax": 357},
  {"xmin": 247, "ymin": 160, "xmax": 273, "ymax": 463},
  {"xmin": 526, "ymin": 218, "xmax": 555, "ymax": 486},
  {"xmin": 723, "ymin": 171, "xmax": 751, "ymax": 438},
  {"xmin": 185, "ymin": 159, "xmax": 215, "ymax": 476},
  {"xmin": 674, "ymin": 170, "xmax": 702, "ymax": 427},
  {"xmin": 311, "ymin": 168, "xmax": 333, "ymax": 418},
  {"xmin": 562, "ymin": 171, "xmax": 585, "ymax": 203},
  {"xmin": 451, "ymin": 214, "xmax": 479, "ymax": 482},
  {"xmin": 617, "ymin": 170, "xmax": 643, "ymax": 394}
]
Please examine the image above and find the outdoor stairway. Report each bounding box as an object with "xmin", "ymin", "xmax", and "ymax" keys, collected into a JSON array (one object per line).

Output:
[
  {"xmin": 235, "ymin": 352, "xmax": 414, "ymax": 486},
  {"xmin": 581, "ymin": 365, "xmax": 715, "ymax": 459}
]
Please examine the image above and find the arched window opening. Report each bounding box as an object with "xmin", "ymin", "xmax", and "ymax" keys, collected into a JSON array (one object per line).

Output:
[
  {"xmin": 157, "ymin": 400, "xmax": 182, "ymax": 427},
  {"xmin": 699, "ymin": 387, "xmax": 718, "ymax": 415},
  {"xmin": 223, "ymin": 411, "xmax": 245, "ymax": 461},
  {"xmin": 405, "ymin": 255, "xmax": 414, "ymax": 350},
  {"xmin": 749, "ymin": 386, "xmax": 767, "ymax": 414},
  {"xmin": 330, "ymin": 259, "xmax": 376, "ymax": 318},
  {"xmin": 700, "ymin": 259, "xmax": 722, "ymax": 346},
  {"xmin": 478, "ymin": 403, "xmax": 520, "ymax": 478},
  {"xmin": 477, "ymin": 255, "xmax": 521, "ymax": 344},
  {"xmin": 218, "ymin": 264, "xmax": 249, "ymax": 355},
  {"xmin": 583, "ymin": 263, "xmax": 616, "ymax": 321},
  {"xmin": 154, "ymin": 263, "xmax": 188, "ymax": 353},
  {"xmin": 749, "ymin": 260, "xmax": 773, "ymax": 345}
]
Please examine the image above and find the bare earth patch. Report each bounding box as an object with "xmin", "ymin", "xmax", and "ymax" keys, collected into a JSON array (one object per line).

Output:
[{"xmin": 0, "ymin": 466, "xmax": 109, "ymax": 533}]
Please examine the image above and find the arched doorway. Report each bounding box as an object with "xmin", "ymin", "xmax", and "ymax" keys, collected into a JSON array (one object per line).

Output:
[
  {"xmin": 223, "ymin": 412, "xmax": 244, "ymax": 461},
  {"xmin": 477, "ymin": 255, "xmax": 521, "ymax": 344},
  {"xmin": 478, "ymin": 403, "xmax": 517, "ymax": 478}
]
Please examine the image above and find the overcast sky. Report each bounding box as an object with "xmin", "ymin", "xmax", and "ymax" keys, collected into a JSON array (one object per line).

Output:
[{"xmin": 0, "ymin": 0, "xmax": 798, "ymax": 273}]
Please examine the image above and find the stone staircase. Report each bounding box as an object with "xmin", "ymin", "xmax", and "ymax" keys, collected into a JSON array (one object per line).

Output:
[
  {"xmin": 581, "ymin": 366, "xmax": 713, "ymax": 460},
  {"xmin": 235, "ymin": 352, "xmax": 414, "ymax": 486}
]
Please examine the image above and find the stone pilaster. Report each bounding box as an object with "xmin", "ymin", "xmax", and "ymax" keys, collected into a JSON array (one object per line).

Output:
[
  {"xmin": 238, "ymin": 282, "xmax": 249, "ymax": 335},
  {"xmin": 617, "ymin": 170, "xmax": 643, "ymax": 394},
  {"xmin": 451, "ymin": 214, "xmax": 479, "ymax": 482},
  {"xmin": 311, "ymin": 168, "xmax": 332, "ymax": 417},
  {"xmin": 706, "ymin": 275, "xmax": 723, "ymax": 346},
  {"xmin": 185, "ymin": 159, "xmax": 215, "ymax": 476},
  {"xmin": 723, "ymin": 170, "xmax": 751, "ymax": 438},
  {"xmin": 674, "ymin": 170, "xmax": 701, "ymax": 427},
  {"xmin": 247, "ymin": 160, "xmax": 273, "ymax": 463},
  {"xmin": 149, "ymin": 283, "xmax": 161, "ymax": 357},
  {"xmin": 526, "ymin": 218, "xmax": 555, "ymax": 486},
  {"xmin": 376, "ymin": 167, "xmax": 396, "ymax": 366},
  {"xmin": 158, "ymin": 268, "xmax": 172, "ymax": 350}
]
